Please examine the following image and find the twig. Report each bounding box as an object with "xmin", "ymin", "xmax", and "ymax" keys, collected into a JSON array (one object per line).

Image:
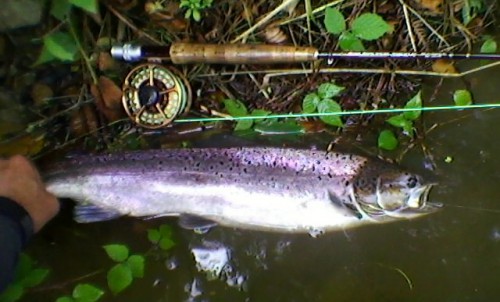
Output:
[
  {"xmin": 399, "ymin": 0, "xmax": 417, "ymax": 52},
  {"xmin": 105, "ymin": 4, "xmax": 162, "ymax": 45},
  {"xmin": 399, "ymin": 0, "xmax": 450, "ymax": 47},
  {"xmin": 231, "ymin": 0, "xmax": 302, "ymax": 43},
  {"xmin": 279, "ymin": 0, "xmax": 346, "ymax": 26},
  {"xmin": 68, "ymin": 18, "xmax": 98, "ymax": 84}
]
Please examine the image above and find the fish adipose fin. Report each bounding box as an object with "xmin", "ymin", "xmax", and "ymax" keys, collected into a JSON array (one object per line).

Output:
[
  {"xmin": 178, "ymin": 214, "xmax": 218, "ymax": 230},
  {"xmin": 327, "ymin": 191, "xmax": 362, "ymax": 219},
  {"xmin": 74, "ymin": 204, "xmax": 123, "ymax": 223}
]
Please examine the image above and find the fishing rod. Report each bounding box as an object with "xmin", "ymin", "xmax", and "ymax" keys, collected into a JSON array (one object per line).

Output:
[
  {"xmin": 111, "ymin": 43, "xmax": 500, "ymax": 64},
  {"xmin": 110, "ymin": 43, "xmax": 500, "ymax": 128}
]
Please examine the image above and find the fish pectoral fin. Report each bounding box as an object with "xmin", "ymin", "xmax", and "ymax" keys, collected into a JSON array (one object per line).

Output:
[
  {"xmin": 74, "ymin": 204, "xmax": 123, "ymax": 223},
  {"xmin": 327, "ymin": 190, "xmax": 362, "ymax": 219},
  {"xmin": 178, "ymin": 214, "xmax": 218, "ymax": 231}
]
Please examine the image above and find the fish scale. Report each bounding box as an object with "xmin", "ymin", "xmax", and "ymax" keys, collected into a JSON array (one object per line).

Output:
[{"xmin": 44, "ymin": 147, "xmax": 439, "ymax": 234}]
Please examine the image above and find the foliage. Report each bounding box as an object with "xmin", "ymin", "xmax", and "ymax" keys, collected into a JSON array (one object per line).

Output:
[
  {"xmin": 147, "ymin": 224, "xmax": 176, "ymax": 251},
  {"xmin": 480, "ymin": 37, "xmax": 497, "ymax": 53},
  {"xmin": 35, "ymin": 0, "xmax": 99, "ymax": 65},
  {"xmin": 453, "ymin": 89, "xmax": 473, "ymax": 106},
  {"xmin": 103, "ymin": 244, "xmax": 145, "ymax": 294},
  {"xmin": 55, "ymin": 284, "xmax": 104, "ymax": 302},
  {"xmin": 302, "ymin": 82, "xmax": 344, "ymax": 127},
  {"xmin": 378, "ymin": 91, "xmax": 423, "ymax": 150},
  {"xmin": 0, "ymin": 254, "xmax": 50, "ymax": 302},
  {"xmin": 179, "ymin": 0, "xmax": 213, "ymax": 22},
  {"xmin": 461, "ymin": 0, "xmax": 485, "ymax": 26},
  {"xmin": 324, "ymin": 8, "xmax": 393, "ymax": 51},
  {"xmin": 378, "ymin": 129, "xmax": 398, "ymax": 151}
]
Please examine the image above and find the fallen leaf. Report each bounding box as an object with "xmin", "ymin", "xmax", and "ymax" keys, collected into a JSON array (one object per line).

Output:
[
  {"xmin": 91, "ymin": 80, "xmax": 124, "ymax": 122},
  {"xmin": 415, "ymin": 0, "xmax": 443, "ymax": 13},
  {"xmin": 98, "ymin": 76, "xmax": 122, "ymax": 110},
  {"xmin": 432, "ymin": 59, "xmax": 457, "ymax": 74},
  {"xmin": 30, "ymin": 83, "xmax": 53, "ymax": 106},
  {"xmin": 98, "ymin": 52, "xmax": 119, "ymax": 72},
  {"xmin": 70, "ymin": 104, "xmax": 99, "ymax": 137},
  {"xmin": 0, "ymin": 133, "xmax": 45, "ymax": 157},
  {"xmin": 263, "ymin": 23, "xmax": 288, "ymax": 44}
]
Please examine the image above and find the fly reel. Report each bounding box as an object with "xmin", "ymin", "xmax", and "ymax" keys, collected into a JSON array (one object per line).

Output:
[{"xmin": 122, "ymin": 64, "xmax": 192, "ymax": 128}]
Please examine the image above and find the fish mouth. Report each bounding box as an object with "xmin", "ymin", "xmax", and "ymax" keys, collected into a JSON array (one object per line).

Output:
[{"xmin": 353, "ymin": 183, "xmax": 440, "ymax": 220}]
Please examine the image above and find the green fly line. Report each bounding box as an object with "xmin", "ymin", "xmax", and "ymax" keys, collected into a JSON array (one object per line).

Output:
[{"xmin": 174, "ymin": 103, "xmax": 500, "ymax": 123}]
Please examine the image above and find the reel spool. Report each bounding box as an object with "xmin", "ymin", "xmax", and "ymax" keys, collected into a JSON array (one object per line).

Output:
[{"xmin": 122, "ymin": 64, "xmax": 192, "ymax": 128}]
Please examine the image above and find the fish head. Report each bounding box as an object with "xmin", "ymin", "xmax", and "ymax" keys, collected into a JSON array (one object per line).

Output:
[{"xmin": 354, "ymin": 167, "xmax": 440, "ymax": 220}]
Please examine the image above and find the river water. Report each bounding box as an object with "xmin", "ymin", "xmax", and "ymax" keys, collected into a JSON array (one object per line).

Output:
[{"xmin": 19, "ymin": 38, "xmax": 500, "ymax": 302}]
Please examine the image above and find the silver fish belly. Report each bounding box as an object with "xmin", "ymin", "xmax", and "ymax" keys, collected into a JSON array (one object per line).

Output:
[{"xmin": 44, "ymin": 147, "xmax": 439, "ymax": 234}]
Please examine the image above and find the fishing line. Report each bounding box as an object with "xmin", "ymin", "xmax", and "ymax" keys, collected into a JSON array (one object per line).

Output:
[
  {"xmin": 444, "ymin": 204, "xmax": 500, "ymax": 214},
  {"xmin": 174, "ymin": 103, "xmax": 500, "ymax": 123}
]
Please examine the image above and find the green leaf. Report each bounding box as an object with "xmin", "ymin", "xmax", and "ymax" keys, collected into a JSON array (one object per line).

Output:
[
  {"xmin": 147, "ymin": 229, "xmax": 161, "ymax": 244},
  {"xmin": 302, "ymin": 93, "xmax": 320, "ymax": 113},
  {"xmin": 403, "ymin": 91, "xmax": 422, "ymax": 121},
  {"xmin": 55, "ymin": 296, "xmax": 74, "ymax": 302},
  {"xmin": 453, "ymin": 89, "xmax": 473, "ymax": 106},
  {"xmin": 351, "ymin": 13, "xmax": 392, "ymax": 41},
  {"xmin": 378, "ymin": 130, "xmax": 398, "ymax": 151},
  {"xmin": 223, "ymin": 99, "xmax": 248, "ymax": 116},
  {"xmin": 254, "ymin": 120, "xmax": 304, "ymax": 135},
  {"xmin": 339, "ymin": 32, "xmax": 365, "ymax": 51},
  {"xmin": 480, "ymin": 38, "xmax": 497, "ymax": 53},
  {"xmin": 107, "ymin": 264, "xmax": 133, "ymax": 295},
  {"xmin": 386, "ymin": 114, "xmax": 410, "ymax": 129},
  {"xmin": 317, "ymin": 99, "xmax": 343, "ymax": 127},
  {"xmin": 73, "ymin": 284, "xmax": 104, "ymax": 302},
  {"xmin": 103, "ymin": 245, "xmax": 129, "ymax": 262},
  {"xmin": 324, "ymin": 7, "xmax": 346, "ymax": 35},
  {"xmin": 51, "ymin": 0, "xmax": 72, "ymax": 20},
  {"xmin": 33, "ymin": 47, "xmax": 57, "ymax": 66},
  {"xmin": 43, "ymin": 31, "xmax": 78, "ymax": 62},
  {"xmin": 14, "ymin": 254, "xmax": 33, "ymax": 280},
  {"xmin": 317, "ymin": 82, "xmax": 344, "ymax": 99},
  {"xmin": 19, "ymin": 268, "xmax": 49, "ymax": 287},
  {"xmin": 126, "ymin": 255, "xmax": 145, "ymax": 278},
  {"xmin": 158, "ymin": 224, "xmax": 173, "ymax": 238},
  {"xmin": 69, "ymin": 0, "xmax": 98, "ymax": 14},
  {"xmin": 250, "ymin": 109, "xmax": 271, "ymax": 125},
  {"xmin": 192, "ymin": 9, "xmax": 201, "ymax": 22},
  {"xmin": 159, "ymin": 237, "xmax": 175, "ymax": 251},
  {"xmin": 0, "ymin": 284, "xmax": 24, "ymax": 302},
  {"xmin": 234, "ymin": 119, "xmax": 253, "ymax": 131}
]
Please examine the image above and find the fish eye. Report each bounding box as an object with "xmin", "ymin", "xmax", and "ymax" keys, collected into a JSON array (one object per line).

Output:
[{"xmin": 407, "ymin": 176, "xmax": 418, "ymax": 188}]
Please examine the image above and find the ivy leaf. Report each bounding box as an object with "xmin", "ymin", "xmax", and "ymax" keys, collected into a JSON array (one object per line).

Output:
[
  {"xmin": 302, "ymin": 93, "xmax": 320, "ymax": 113},
  {"xmin": 403, "ymin": 91, "xmax": 422, "ymax": 121},
  {"xmin": 69, "ymin": 0, "xmax": 98, "ymax": 14},
  {"xmin": 107, "ymin": 264, "xmax": 133, "ymax": 295},
  {"xmin": 324, "ymin": 7, "xmax": 346, "ymax": 35},
  {"xmin": 73, "ymin": 284, "xmax": 104, "ymax": 302},
  {"xmin": 339, "ymin": 32, "xmax": 365, "ymax": 51},
  {"xmin": 19, "ymin": 268, "xmax": 50, "ymax": 287},
  {"xmin": 55, "ymin": 296, "xmax": 74, "ymax": 302},
  {"xmin": 126, "ymin": 255, "xmax": 145, "ymax": 278},
  {"xmin": 14, "ymin": 254, "xmax": 34, "ymax": 280},
  {"xmin": 480, "ymin": 38, "xmax": 497, "ymax": 53},
  {"xmin": 453, "ymin": 89, "xmax": 473, "ymax": 106},
  {"xmin": 317, "ymin": 99, "xmax": 343, "ymax": 127},
  {"xmin": 386, "ymin": 114, "xmax": 411, "ymax": 128},
  {"xmin": 103, "ymin": 245, "xmax": 129, "ymax": 263},
  {"xmin": 192, "ymin": 9, "xmax": 201, "ymax": 22},
  {"xmin": 33, "ymin": 47, "xmax": 57, "ymax": 66},
  {"xmin": 378, "ymin": 130, "xmax": 398, "ymax": 151},
  {"xmin": 223, "ymin": 99, "xmax": 248, "ymax": 116},
  {"xmin": 318, "ymin": 82, "xmax": 344, "ymax": 99},
  {"xmin": 351, "ymin": 13, "xmax": 392, "ymax": 41},
  {"xmin": 43, "ymin": 31, "xmax": 78, "ymax": 62}
]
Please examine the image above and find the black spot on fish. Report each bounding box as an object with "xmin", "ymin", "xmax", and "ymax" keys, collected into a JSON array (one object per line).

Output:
[
  {"xmin": 407, "ymin": 176, "xmax": 417, "ymax": 188},
  {"xmin": 219, "ymin": 161, "xmax": 224, "ymax": 165},
  {"xmin": 243, "ymin": 168, "xmax": 248, "ymax": 173},
  {"xmin": 318, "ymin": 176, "xmax": 322, "ymax": 181},
  {"xmin": 316, "ymin": 160, "xmax": 320, "ymax": 164},
  {"xmin": 195, "ymin": 162, "xmax": 201, "ymax": 167},
  {"xmin": 328, "ymin": 173, "xmax": 332, "ymax": 178},
  {"xmin": 345, "ymin": 180, "xmax": 350, "ymax": 186},
  {"xmin": 312, "ymin": 165, "xmax": 316, "ymax": 172}
]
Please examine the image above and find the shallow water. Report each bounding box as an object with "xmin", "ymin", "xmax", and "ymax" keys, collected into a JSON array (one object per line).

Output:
[{"xmin": 18, "ymin": 43, "xmax": 500, "ymax": 302}]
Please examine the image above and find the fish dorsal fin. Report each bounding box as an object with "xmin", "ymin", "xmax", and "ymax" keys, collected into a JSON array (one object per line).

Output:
[
  {"xmin": 74, "ymin": 204, "xmax": 123, "ymax": 223},
  {"xmin": 327, "ymin": 190, "xmax": 362, "ymax": 219},
  {"xmin": 178, "ymin": 214, "xmax": 218, "ymax": 231}
]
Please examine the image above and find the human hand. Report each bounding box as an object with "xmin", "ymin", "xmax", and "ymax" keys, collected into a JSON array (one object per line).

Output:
[{"xmin": 0, "ymin": 155, "xmax": 59, "ymax": 232}]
